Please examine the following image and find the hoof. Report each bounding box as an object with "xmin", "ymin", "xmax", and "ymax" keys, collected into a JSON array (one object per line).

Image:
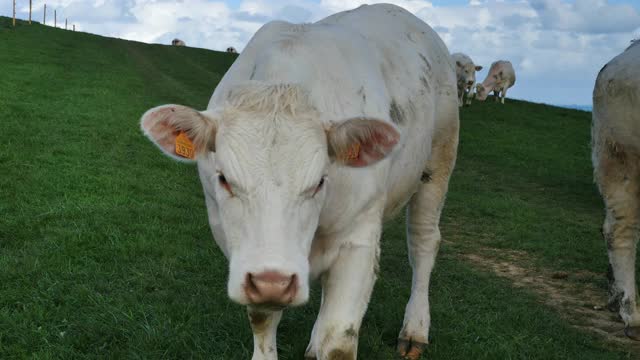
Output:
[
  {"xmin": 326, "ymin": 349, "xmax": 355, "ymax": 360},
  {"xmin": 304, "ymin": 345, "xmax": 316, "ymax": 359},
  {"xmin": 397, "ymin": 338, "xmax": 427, "ymax": 360},
  {"xmin": 624, "ymin": 326, "xmax": 640, "ymax": 341}
]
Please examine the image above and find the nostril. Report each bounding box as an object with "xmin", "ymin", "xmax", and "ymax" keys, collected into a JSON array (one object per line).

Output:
[
  {"xmin": 284, "ymin": 274, "xmax": 298, "ymax": 298},
  {"xmin": 245, "ymin": 273, "xmax": 260, "ymax": 299}
]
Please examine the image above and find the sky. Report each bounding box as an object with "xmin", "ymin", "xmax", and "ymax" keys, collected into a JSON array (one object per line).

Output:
[{"xmin": 4, "ymin": 0, "xmax": 640, "ymax": 105}]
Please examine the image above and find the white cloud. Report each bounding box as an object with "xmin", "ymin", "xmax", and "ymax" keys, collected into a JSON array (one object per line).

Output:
[
  {"xmin": 530, "ymin": 0, "xmax": 640, "ymax": 33},
  {"xmin": 4, "ymin": 0, "xmax": 640, "ymax": 104},
  {"xmin": 64, "ymin": 0, "xmax": 135, "ymax": 24}
]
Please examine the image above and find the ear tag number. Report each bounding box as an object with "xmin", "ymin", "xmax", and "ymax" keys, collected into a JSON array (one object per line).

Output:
[
  {"xmin": 175, "ymin": 131, "xmax": 195, "ymax": 159},
  {"xmin": 341, "ymin": 143, "xmax": 360, "ymax": 161}
]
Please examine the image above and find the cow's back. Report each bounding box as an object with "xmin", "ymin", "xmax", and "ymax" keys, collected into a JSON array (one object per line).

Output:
[
  {"xmin": 320, "ymin": 4, "xmax": 456, "ymax": 110},
  {"xmin": 593, "ymin": 42, "xmax": 640, "ymax": 153},
  {"xmin": 316, "ymin": 4, "xmax": 458, "ymax": 219},
  {"xmin": 211, "ymin": 4, "xmax": 456, "ymax": 117}
]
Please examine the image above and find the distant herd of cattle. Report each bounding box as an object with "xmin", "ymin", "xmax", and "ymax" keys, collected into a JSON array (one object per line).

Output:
[
  {"xmin": 140, "ymin": 4, "xmax": 637, "ymax": 359},
  {"xmin": 171, "ymin": 45, "xmax": 515, "ymax": 109},
  {"xmin": 450, "ymin": 53, "xmax": 516, "ymax": 106},
  {"xmin": 171, "ymin": 38, "xmax": 238, "ymax": 54}
]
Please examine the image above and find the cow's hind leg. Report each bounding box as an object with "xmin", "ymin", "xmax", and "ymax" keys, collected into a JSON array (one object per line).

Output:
[
  {"xmin": 595, "ymin": 141, "xmax": 640, "ymax": 339},
  {"xmin": 500, "ymin": 88, "xmax": 508, "ymax": 104},
  {"xmin": 248, "ymin": 307, "xmax": 282, "ymax": 360},
  {"xmin": 397, "ymin": 120, "xmax": 459, "ymax": 359}
]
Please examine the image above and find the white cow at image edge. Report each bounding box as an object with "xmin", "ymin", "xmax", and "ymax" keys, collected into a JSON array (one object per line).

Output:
[
  {"xmin": 592, "ymin": 39, "xmax": 640, "ymax": 341},
  {"xmin": 139, "ymin": 4, "xmax": 459, "ymax": 360},
  {"xmin": 451, "ymin": 52, "xmax": 482, "ymax": 106},
  {"xmin": 475, "ymin": 60, "xmax": 516, "ymax": 104}
]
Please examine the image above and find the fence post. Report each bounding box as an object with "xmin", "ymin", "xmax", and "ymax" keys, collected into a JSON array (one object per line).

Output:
[
  {"xmin": 54, "ymin": 10, "xmax": 56, "ymax": 27},
  {"xmin": 73, "ymin": 24, "xmax": 75, "ymax": 31},
  {"xmin": 65, "ymin": 18, "xmax": 67, "ymax": 30},
  {"xmin": 43, "ymin": 4, "xmax": 46, "ymax": 25},
  {"xmin": 29, "ymin": 0, "xmax": 32, "ymax": 24},
  {"xmin": 12, "ymin": 0, "xmax": 16, "ymax": 27}
]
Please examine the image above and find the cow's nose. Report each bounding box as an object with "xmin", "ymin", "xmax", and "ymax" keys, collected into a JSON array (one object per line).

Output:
[{"xmin": 245, "ymin": 271, "xmax": 298, "ymax": 305}]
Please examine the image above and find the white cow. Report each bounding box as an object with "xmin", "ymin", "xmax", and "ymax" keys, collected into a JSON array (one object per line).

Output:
[
  {"xmin": 592, "ymin": 40, "xmax": 640, "ymax": 341},
  {"xmin": 451, "ymin": 52, "xmax": 482, "ymax": 106},
  {"xmin": 475, "ymin": 60, "xmax": 516, "ymax": 104},
  {"xmin": 172, "ymin": 38, "xmax": 186, "ymax": 46},
  {"xmin": 227, "ymin": 46, "xmax": 238, "ymax": 54},
  {"xmin": 140, "ymin": 4, "xmax": 459, "ymax": 359}
]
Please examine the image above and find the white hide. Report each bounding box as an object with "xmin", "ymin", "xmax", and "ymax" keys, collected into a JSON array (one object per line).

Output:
[
  {"xmin": 475, "ymin": 60, "xmax": 516, "ymax": 103},
  {"xmin": 141, "ymin": 4, "xmax": 459, "ymax": 359},
  {"xmin": 592, "ymin": 40, "xmax": 640, "ymax": 335}
]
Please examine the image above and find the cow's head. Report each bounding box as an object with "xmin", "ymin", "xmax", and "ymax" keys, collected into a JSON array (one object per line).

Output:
[
  {"xmin": 456, "ymin": 60, "xmax": 482, "ymax": 89},
  {"xmin": 140, "ymin": 82, "xmax": 399, "ymax": 308},
  {"xmin": 475, "ymin": 83, "xmax": 488, "ymax": 101}
]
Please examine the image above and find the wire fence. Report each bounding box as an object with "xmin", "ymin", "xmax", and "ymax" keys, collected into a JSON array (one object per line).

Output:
[{"xmin": 11, "ymin": 1, "xmax": 75, "ymax": 31}]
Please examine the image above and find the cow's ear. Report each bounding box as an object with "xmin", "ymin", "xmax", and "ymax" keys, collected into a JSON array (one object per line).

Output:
[
  {"xmin": 475, "ymin": 65, "xmax": 483, "ymax": 71},
  {"xmin": 456, "ymin": 60, "xmax": 462, "ymax": 68},
  {"xmin": 326, "ymin": 118, "xmax": 400, "ymax": 167},
  {"xmin": 140, "ymin": 104, "xmax": 218, "ymax": 162}
]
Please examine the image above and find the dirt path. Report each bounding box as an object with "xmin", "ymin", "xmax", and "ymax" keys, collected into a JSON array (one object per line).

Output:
[{"xmin": 460, "ymin": 247, "xmax": 640, "ymax": 350}]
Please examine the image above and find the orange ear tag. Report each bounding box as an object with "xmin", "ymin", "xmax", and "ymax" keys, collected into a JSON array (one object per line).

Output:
[
  {"xmin": 175, "ymin": 131, "xmax": 196, "ymax": 159},
  {"xmin": 341, "ymin": 143, "xmax": 360, "ymax": 161}
]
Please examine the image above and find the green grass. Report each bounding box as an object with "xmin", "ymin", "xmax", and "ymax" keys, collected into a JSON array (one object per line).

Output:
[
  {"xmin": 0, "ymin": 17, "xmax": 636, "ymax": 359},
  {"xmin": 450, "ymin": 100, "xmax": 605, "ymax": 272}
]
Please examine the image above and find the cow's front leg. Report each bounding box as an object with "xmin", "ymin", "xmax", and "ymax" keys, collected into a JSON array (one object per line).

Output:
[
  {"xmin": 305, "ymin": 220, "xmax": 382, "ymax": 360},
  {"xmin": 248, "ymin": 307, "xmax": 282, "ymax": 360},
  {"xmin": 464, "ymin": 86, "xmax": 474, "ymax": 106}
]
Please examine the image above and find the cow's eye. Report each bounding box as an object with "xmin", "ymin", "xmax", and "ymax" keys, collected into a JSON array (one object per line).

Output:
[
  {"xmin": 313, "ymin": 177, "xmax": 326, "ymax": 196},
  {"xmin": 218, "ymin": 173, "xmax": 233, "ymax": 195}
]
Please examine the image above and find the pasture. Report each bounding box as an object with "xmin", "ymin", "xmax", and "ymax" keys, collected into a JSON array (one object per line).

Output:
[{"xmin": 1, "ymin": 17, "xmax": 638, "ymax": 359}]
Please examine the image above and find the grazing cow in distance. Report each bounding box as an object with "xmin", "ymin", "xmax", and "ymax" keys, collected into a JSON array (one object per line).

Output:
[
  {"xmin": 172, "ymin": 38, "xmax": 186, "ymax": 46},
  {"xmin": 451, "ymin": 52, "xmax": 482, "ymax": 106},
  {"xmin": 475, "ymin": 60, "xmax": 516, "ymax": 104},
  {"xmin": 592, "ymin": 39, "xmax": 640, "ymax": 341},
  {"xmin": 139, "ymin": 4, "xmax": 459, "ymax": 360},
  {"xmin": 226, "ymin": 46, "xmax": 238, "ymax": 54}
]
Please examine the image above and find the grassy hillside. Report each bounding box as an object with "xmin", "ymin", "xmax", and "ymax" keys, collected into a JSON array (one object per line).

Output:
[{"xmin": 1, "ymin": 17, "xmax": 637, "ymax": 359}]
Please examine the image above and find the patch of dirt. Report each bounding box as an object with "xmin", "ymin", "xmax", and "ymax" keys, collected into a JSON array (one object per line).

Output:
[{"xmin": 462, "ymin": 248, "xmax": 640, "ymax": 350}]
